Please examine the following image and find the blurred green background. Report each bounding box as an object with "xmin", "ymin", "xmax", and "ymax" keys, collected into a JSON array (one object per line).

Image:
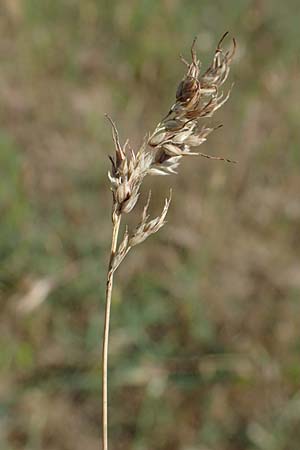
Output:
[{"xmin": 1, "ymin": 1, "xmax": 300, "ymax": 449}]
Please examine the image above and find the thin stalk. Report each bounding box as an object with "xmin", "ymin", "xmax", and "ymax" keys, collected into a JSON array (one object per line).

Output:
[{"xmin": 102, "ymin": 213, "xmax": 121, "ymax": 450}]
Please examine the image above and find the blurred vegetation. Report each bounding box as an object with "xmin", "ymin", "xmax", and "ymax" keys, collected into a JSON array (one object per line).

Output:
[{"xmin": 1, "ymin": 1, "xmax": 300, "ymax": 449}]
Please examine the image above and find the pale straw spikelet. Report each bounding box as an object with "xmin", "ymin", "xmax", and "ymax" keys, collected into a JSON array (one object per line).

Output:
[{"xmin": 102, "ymin": 33, "xmax": 236, "ymax": 450}]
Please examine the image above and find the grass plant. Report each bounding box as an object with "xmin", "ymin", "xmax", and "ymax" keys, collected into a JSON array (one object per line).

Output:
[{"xmin": 102, "ymin": 33, "xmax": 236, "ymax": 450}]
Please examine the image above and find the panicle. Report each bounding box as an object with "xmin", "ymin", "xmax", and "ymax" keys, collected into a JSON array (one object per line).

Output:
[{"xmin": 106, "ymin": 33, "xmax": 236, "ymax": 269}]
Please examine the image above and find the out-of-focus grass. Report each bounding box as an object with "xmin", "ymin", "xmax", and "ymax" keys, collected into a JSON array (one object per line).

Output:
[{"xmin": 1, "ymin": 1, "xmax": 300, "ymax": 449}]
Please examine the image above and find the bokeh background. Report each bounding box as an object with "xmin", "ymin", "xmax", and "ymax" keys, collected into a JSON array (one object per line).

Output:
[{"xmin": 1, "ymin": 1, "xmax": 300, "ymax": 449}]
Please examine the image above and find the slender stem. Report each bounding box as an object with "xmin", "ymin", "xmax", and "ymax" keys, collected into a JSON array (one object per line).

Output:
[{"xmin": 102, "ymin": 213, "xmax": 121, "ymax": 450}]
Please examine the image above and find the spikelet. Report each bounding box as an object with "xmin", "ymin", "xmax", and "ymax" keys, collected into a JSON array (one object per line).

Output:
[
  {"xmin": 110, "ymin": 192, "xmax": 172, "ymax": 272},
  {"xmin": 107, "ymin": 115, "xmax": 152, "ymax": 217}
]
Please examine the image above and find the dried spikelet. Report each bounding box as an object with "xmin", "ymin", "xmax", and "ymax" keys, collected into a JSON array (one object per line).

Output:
[
  {"xmin": 129, "ymin": 191, "xmax": 172, "ymax": 247},
  {"xmin": 106, "ymin": 115, "xmax": 153, "ymax": 216},
  {"xmin": 200, "ymin": 32, "xmax": 236, "ymax": 93},
  {"xmin": 109, "ymin": 192, "xmax": 172, "ymax": 274}
]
